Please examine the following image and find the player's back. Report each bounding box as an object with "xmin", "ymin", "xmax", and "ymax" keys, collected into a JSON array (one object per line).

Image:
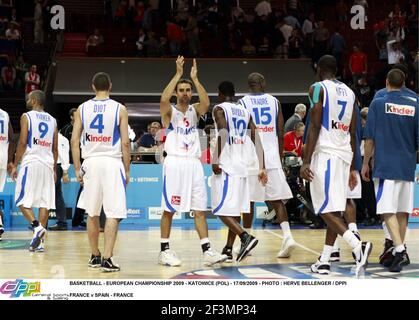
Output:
[
  {"xmin": 0, "ymin": 109, "xmax": 9, "ymax": 169},
  {"xmin": 239, "ymin": 93, "xmax": 281, "ymax": 169},
  {"xmin": 22, "ymin": 110, "xmax": 56, "ymax": 168},
  {"xmin": 315, "ymin": 79, "xmax": 355, "ymax": 164},
  {"xmin": 81, "ymin": 98, "xmax": 122, "ymax": 159},
  {"xmin": 213, "ymin": 101, "xmax": 250, "ymax": 176},
  {"xmin": 374, "ymin": 86, "xmax": 418, "ymax": 102}
]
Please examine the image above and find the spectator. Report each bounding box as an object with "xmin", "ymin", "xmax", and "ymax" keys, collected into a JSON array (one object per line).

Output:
[
  {"xmin": 387, "ymin": 39, "xmax": 404, "ymax": 65},
  {"xmin": 288, "ymin": 29, "xmax": 303, "ymax": 58},
  {"xmin": 185, "ymin": 13, "xmax": 200, "ymax": 57},
  {"xmin": 302, "ymin": 12, "xmax": 316, "ymax": 56},
  {"xmin": 242, "ymin": 38, "xmax": 256, "ymax": 57},
  {"xmin": 0, "ymin": 15, "xmax": 8, "ymax": 37},
  {"xmin": 284, "ymin": 121, "xmax": 304, "ymax": 157},
  {"xmin": 254, "ymin": 0, "xmax": 272, "ymax": 18},
  {"xmin": 139, "ymin": 122, "xmax": 161, "ymax": 148},
  {"xmin": 353, "ymin": 76, "xmax": 372, "ymax": 108},
  {"xmin": 115, "ymin": 0, "xmax": 128, "ymax": 27},
  {"xmin": 257, "ymin": 36, "xmax": 272, "ymax": 57},
  {"xmin": 284, "ymin": 13, "xmax": 301, "ymax": 30},
  {"xmin": 287, "ymin": 0, "xmax": 301, "ymax": 19},
  {"xmin": 284, "ymin": 103, "xmax": 306, "ymax": 133},
  {"xmin": 336, "ymin": 0, "xmax": 348, "ymax": 22},
  {"xmin": 10, "ymin": 7, "xmax": 19, "ymax": 26},
  {"xmin": 135, "ymin": 28, "xmax": 147, "ymax": 57},
  {"xmin": 159, "ymin": 36, "xmax": 168, "ymax": 57},
  {"xmin": 388, "ymin": 3, "xmax": 406, "ymax": 26},
  {"xmin": 231, "ymin": 0, "xmax": 244, "ymax": 23},
  {"xmin": 407, "ymin": 3, "xmax": 418, "ymax": 37},
  {"xmin": 200, "ymin": 124, "xmax": 215, "ymax": 165},
  {"xmin": 34, "ymin": 0, "xmax": 43, "ymax": 44},
  {"xmin": 145, "ymin": 31, "xmax": 160, "ymax": 57},
  {"xmin": 85, "ymin": 28, "xmax": 104, "ymax": 54},
  {"xmin": 349, "ymin": 45, "xmax": 368, "ymax": 85},
  {"xmin": 1, "ymin": 58, "xmax": 16, "ymax": 90},
  {"xmin": 312, "ymin": 20, "xmax": 329, "ymax": 65},
  {"xmin": 14, "ymin": 54, "xmax": 28, "ymax": 90},
  {"xmin": 278, "ymin": 18, "xmax": 293, "ymax": 59},
  {"xmin": 167, "ymin": 18, "xmax": 184, "ymax": 56},
  {"xmin": 329, "ymin": 27, "xmax": 346, "ymax": 76},
  {"xmin": 133, "ymin": 1, "xmax": 145, "ymax": 27},
  {"xmin": 5, "ymin": 22, "xmax": 19, "ymax": 40},
  {"xmin": 24, "ymin": 64, "xmax": 40, "ymax": 100}
]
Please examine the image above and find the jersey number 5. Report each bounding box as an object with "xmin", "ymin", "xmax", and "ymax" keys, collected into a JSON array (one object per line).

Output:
[
  {"xmin": 0, "ymin": 120, "xmax": 4, "ymax": 134},
  {"xmin": 252, "ymin": 107, "xmax": 272, "ymax": 125},
  {"xmin": 90, "ymin": 114, "xmax": 104, "ymax": 133}
]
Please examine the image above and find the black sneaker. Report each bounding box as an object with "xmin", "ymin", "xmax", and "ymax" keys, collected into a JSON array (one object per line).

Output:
[
  {"xmin": 237, "ymin": 235, "xmax": 258, "ymax": 262},
  {"xmin": 0, "ymin": 225, "xmax": 4, "ymax": 241},
  {"xmin": 330, "ymin": 251, "xmax": 340, "ymax": 262},
  {"xmin": 389, "ymin": 251, "xmax": 406, "ymax": 273},
  {"xmin": 379, "ymin": 239, "xmax": 394, "ymax": 264},
  {"xmin": 48, "ymin": 223, "xmax": 68, "ymax": 231},
  {"xmin": 221, "ymin": 247, "xmax": 233, "ymax": 263},
  {"xmin": 401, "ymin": 250, "xmax": 410, "ymax": 267},
  {"xmin": 88, "ymin": 253, "xmax": 102, "ymax": 268},
  {"xmin": 101, "ymin": 257, "xmax": 120, "ymax": 272},
  {"xmin": 311, "ymin": 258, "xmax": 331, "ymax": 275}
]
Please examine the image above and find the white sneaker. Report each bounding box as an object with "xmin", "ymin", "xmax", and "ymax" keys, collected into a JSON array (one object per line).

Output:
[
  {"xmin": 203, "ymin": 249, "xmax": 228, "ymax": 266},
  {"xmin": 29, "ymin": 225, "xmax": 46, "ymax": 252},
  {"xmin": 354, "ymin": 242, "xmax": 373, "ymax": 277},
  {"xmin": 277, "ymin": 237, "xmax": 296, "ymax": 258},
  {"xmin": 0, "ymin": 226, "xmax": 4, "ymax": 241},
  {"xmin": 233, "ymin": 244, "xmax": 252, "ymax": 256},
  {"xmin": 311, "ymin": 259, "xmax": 331, "ymax": 275},
  {"xmin": 158, "ymin": 250, "xmax": 182, "ymax": 267}
]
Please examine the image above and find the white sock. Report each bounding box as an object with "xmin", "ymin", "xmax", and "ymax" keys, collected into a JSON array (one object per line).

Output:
[
  {"xmin": 200, "ymin": 238, "xmax": 210, "ymax": 245},
  {"xmin": 243, "ymin": 228, "xmax": 252, "ymax": 234},
  {"xmin": 394, "ymin": 245, "xmax": 405, "ymax": 253},
  {"xmin": 333, "ymin": 237, "xmax": 340, "ymax": 251},
  {"xmin": 0, "ymin": 214, "xmax": 3, "ymax": 226},
  {"xmin": 382, "ymin": 222, "xmax": 392, "ymax": 241},
  {"xmin": 280, "ymin": 221, "xmax": 292, "ymax": 239},
  {"xmin": 161, "ymin": 238, "xmax": 170, "ymax": 243},
  {"xmin": 343, "ymin": 230, "xmax": 361, "ymax": 250},
  {"xmin": 320, "ymin": 245, "xmax": 333, "ymax": 262},
  {"xmin": 348, "ymin": 223, "xmax": 358, "ymax": 233}
]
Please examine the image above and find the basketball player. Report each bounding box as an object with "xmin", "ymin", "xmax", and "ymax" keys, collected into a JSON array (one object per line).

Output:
[
  {"xmin": 0, "ymin": 108, "xmax": 14, "ymax": 241},
  {"xmin": 159, "ymin": 56, "xmax": 227, "ymax": 267},
  {"xmin": 212, "ymin": 81, "xmax": 267, "ymax": 262},
  {"xmin": 9, "ymin": 90, "xmax": 58, "ymax": 252},
  {"xmin": 362, "ymin": 69, "xmax": 418, "ymax": 272},
  {"xmin": 330, "ymin": 105, "xmax": 363, "ymax": 262},
  {"xmin": 71, "ymin": 72, "xmax": 130, "ymax": 273},
  {"xmin": 237, "ymin": 73, "xmax": 296, "ymax": 258},
  {"xmin": 301, "ymin": 55, "xmax": 372, "ymax": 276}
]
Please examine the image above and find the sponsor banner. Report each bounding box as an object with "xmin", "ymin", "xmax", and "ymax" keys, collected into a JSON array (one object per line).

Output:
[{"xmin": 148, "ymin": 207, "xmax": 182, "ymax": 220}]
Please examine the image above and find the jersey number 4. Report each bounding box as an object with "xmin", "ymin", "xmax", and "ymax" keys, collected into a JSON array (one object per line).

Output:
[{"xmin": 90, "ymin": 114, "xmax": 104, "ymax": 133}]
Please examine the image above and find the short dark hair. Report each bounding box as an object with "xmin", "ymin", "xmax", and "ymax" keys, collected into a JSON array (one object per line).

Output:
[
  {"xmin": 392, "ymin": 63, "xmax": 408, "ymax": 79},
  {"xmin": 387, "ymin": 69, "xmax": 405, "ymax": 88},
  {"xmin": 69, "ymin": 108, "xmax": 77, "ymax": 117},
  {"xmin": 247, "ymin": 72, "xmax": 265, "ymax": 90},
  {"xmin": 29, "ymin": 90, "xmax": 46, "ymax": 107},
  {"xmin": 92, "ymin": 72, "xmax": 111, "ymax": 91},
  {"xmin": 175, "ymin": 79, "xmax": 193, "ymax": 91},
  {"xmin": 318, "ymin": 55, "xmax": 337, "ymax": 75},
  {"xmin": 218, "ymin": 81, "xmax": 235, "ymax": 97}
]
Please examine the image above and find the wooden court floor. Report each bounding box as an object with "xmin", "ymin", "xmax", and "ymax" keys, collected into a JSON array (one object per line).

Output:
[{"xmin": 0, "ymin": 228, "xmax": 418, "ymax": 279}]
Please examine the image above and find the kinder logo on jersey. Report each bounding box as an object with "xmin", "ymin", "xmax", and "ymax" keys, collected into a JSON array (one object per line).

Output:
[
  {"xmin": 33, "ymin": 138, "xmax": 52, "ymax": 147},
  {"xmin": 0, "ymin": 136, "xmax": 7, "ymax": 141},
  {"xmin": 412, "ymin": 208, "xmax": 419, "ymax": 217},
  {"xmin": 171, "ymin": 196, "xmax": 181, "ymax": 205},
  {"xmin": 230, "ymin": 137, "xmax": 245, "ymax": 144},
  {"xmin": 0, "ymin": 279, "xmax": 41, "ymax": 298},
  {"xmin": 257, "ymin": 126, "xmax": 275, "ymax": 133},
  {"xmin": 385, "ymin": 103, "xmax": 415, "ymax": 117},
  {"xmin": 331, "ymin": 120, "xmax": 349, "ymax": 132},
  {"xmin": 85, "ymin": 133, "xmax": 112, "ymax": 143}
]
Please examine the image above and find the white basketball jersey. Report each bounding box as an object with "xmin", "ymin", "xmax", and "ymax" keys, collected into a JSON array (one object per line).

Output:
[
  {"xmin": 81, "ymin": 98, "xmax": 122, "ymax": 159},
  {"xmin": 213, "ymin": 102, "xmax": 251, "ymax": 177},
  {"xmin": 315, "ymin": 80, "xmax": 355, "ymax": 164},
  {"xmin": 22, "ymin": 110, "xmax": 56, "ymax": 168},
  {"xmin": 164, "ymin": 105, "xmax": 201, "ymax": 158},
  {"xmin": 239, "ymin": 93, "xmax": 281, "ymax": 169},
  {"xmin": 0, "ymin": 108, "xmax": 10, "ymax": 169}
]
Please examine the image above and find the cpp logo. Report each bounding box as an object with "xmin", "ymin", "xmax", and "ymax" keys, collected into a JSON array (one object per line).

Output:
[{"xmin": 0, "ymin": 280, "xmax": 41, "ymax": 298}]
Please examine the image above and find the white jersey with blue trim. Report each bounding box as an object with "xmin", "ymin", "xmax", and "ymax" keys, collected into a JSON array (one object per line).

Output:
[
  {"xmin": 239, "ymin": 93, "xmax": 281, "ymax": 169},
  {"xmin": 164, "ymin": 105, "xmax": 201, "ymax": 158},
  {"xmin": 0, "ymin": 108, "xmax": 10, "ymax": 169},
  {"xmin": 315, "ymin": 79, "xmax": 356, "ymax": 164},
  {"xmin": 22, "ymin": 110, "xmax": 56, "ymax": 169},
  {"xmin": 213, "ymin": 102, "xmax": 251, "ymax": 177},
  {"xmin": 81, "ymin": 98, "xmax": 122, "ymax": 159}
]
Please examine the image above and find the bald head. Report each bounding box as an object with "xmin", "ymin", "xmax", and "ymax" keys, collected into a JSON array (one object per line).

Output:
[{"xmin": 248, "ymin": 72, "xmax": 266, "ymax": 92}]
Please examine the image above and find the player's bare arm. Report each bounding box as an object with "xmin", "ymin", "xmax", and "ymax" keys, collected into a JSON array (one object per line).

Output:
[
  {"xmin": 212, "ymin": 106, "xmax": 227, "ymax": 175},
  {"xmin": 276, "ymin": 100, "xmax": 285, "ymax": 160},
  {"xmin": 249, "ymin": 117, "xmax": 267, "ymax": 185},
  {"xmin": 361, "ymin": 139, "xmax": 375, "ymax": 182},
  {"xmin": 160, "ymin": 56, "xmax": 184, "ymax": 127},
  {"xmin": 11, "ymin": 114, "xmax": 28, "ymax": 180},
  {"xmin": 7, "ymin": 119, "xmax": 14, "ymax": 174},
  {"xmin": 71, "ymin": 105, "xmax": 83, "ymax": 184},
  {"xmin": 348, "ymin": 100, "xmax": 358, "ymax": 190},
  {"xmin": 191, "ymin": 59, "xmax": 210, "ymax": 117},
  {"xmin": 119, "ymin": 105, "xmax": 131, "ymax": 185},
  {"xmin": 52, "ymin": 127, "xmax": 59, "ymax": 183},
  {"xmin": 301, "ymin": 85, "xmax": 324, "ymax": 182}
]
